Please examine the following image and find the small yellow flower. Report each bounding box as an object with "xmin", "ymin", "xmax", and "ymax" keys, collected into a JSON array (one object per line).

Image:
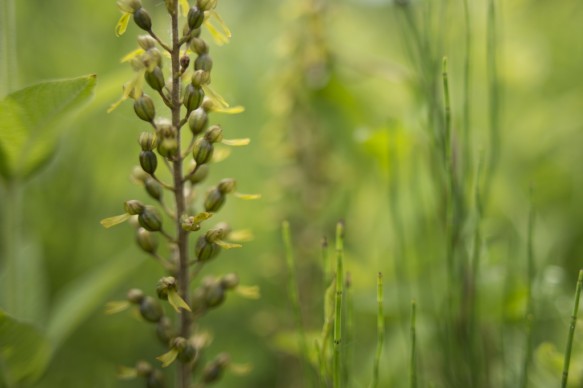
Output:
[{"xmin": 115, "ymin": 0, "xmax": 142, "ymax": 37}]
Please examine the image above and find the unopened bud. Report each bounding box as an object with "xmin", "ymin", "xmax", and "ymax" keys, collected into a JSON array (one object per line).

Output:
[
  {"xmin": 217, "ymin": 178, "xmax": 236, "ymax": 194},
  {"xmin": 188, "ymin": 108, "xmax": 208, "ymax": 135},
  {"xmin": 202, "ymin": 353, "xmax": 230, "ymax": 383},
  {"xmin": 194, "ymin": 54, "xmax": 213, "ymax": 72},
  {"xmin": 220, "ymin": 273, "xmax": 239, "ymax": 290},
  {"xmin": 139, "ymin": 150, "xmax": 158, "ymax": 174},
  {"xmin": 144, "ymin": 177, "xmax": 163, "ymax": 200},
  {"xmin": 127, "ymin": 288, "xmax": 145, "ymax": 304},
  {"xmin": 156, "ymin": 276, "xmax": 177, "ymax": 300},
  {"xmin": 138, "ymin": 206, "xmax": 162, "ymax": 231},
  {"xmin": 205, "ymin": 282, "xmax": 226, "ymax": 308},
  {"xmin": 156, "ymin": 317, "xmax": 175, "ymax": 345},
  {"xmin": 183, "ymin": 84, "xmax": 204, "ymax": 112},
  {"xmin": 135, "ymin": 360, "xmax": 153, "ymax": 377},
  {"xmin": 188, "ymin": 163, "xmax": 209, "ymax": 184},
  {"xmin": 197, "ymin": 0, "xmax": 217, "ymax": 11},
  {"xmin": 204, "ymin": 125, "xmax": 223, "ymax": 143},
  {"xmin": 134, "ymin": 94, "xmax": 156, "ymax": 122},
  {"xmin": 157, "ymin": 138, "xmax": 178, "ymax": 157},
  {"xmin": 124, "ymin": 199, "xmax": 145, "ymax": 215},
  {"xmin": 195, "ymin": 235, "xmax": 220, "ymax": 262},
  {"xmin": 188, "ymin": 6, "xmax": 205, "ymax": 30},
  {"xmin": 139, "ymin": 132, "xmax": 157, "ymax": 151},
  {"xmin": 136, "ymin": 227, "xmax": 158, "ymax": 253},
  {"xmin": 180, "ymin": 55, "xmax": 190, "ymax": 71},
  {"xmin": 204, "ymin": 188, "xmax": 225, "ymax": 212},
  {"xmin": 137, "ymin": 35, "xmax": 157, "ymax": 50},
  {"xmin": 146, "ymin": 370, "xmax": 164, "ymax": 388},
  {"xmin": 133, "ymin": 8, "xmax": 152, "ymax": 31},
  {"xmin": 192, "ymin": 138, "xmax": 214, "ymax": 165},
  {"xmin": 190, "ymin": 38, "xmax": 209, "ymax": 55},
  {"xmin": 139, "ymin": 296, "xmax": 163, "ymax": 322},
  {"xmin": 145, "ymin": 67, "xmax": 165, "ymax": 92}
]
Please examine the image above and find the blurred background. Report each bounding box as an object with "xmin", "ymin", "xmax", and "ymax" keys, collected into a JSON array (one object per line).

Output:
[{"xmin": 1, "ymin": 0, "xmax": 583, "ymax": 387}]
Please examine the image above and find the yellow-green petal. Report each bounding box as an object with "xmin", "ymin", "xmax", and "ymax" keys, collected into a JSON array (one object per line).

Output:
[
  {"xmin": 117, "ymin": 365, "xmax": 138, "ymax": 379},
  {"xmin": 236, "ymin": 285, "xmax": 261, "ymax": 299},
  {"xmin": 156, "ymin": 348, "xmax": 179, "ymax": 368},
  {"xmin": 214, "ymin": 240, "xmax": 242, "ymax": 249},
  {"xmin": 121, "ymin": 48, "xmax": 145, "ymax": 63},
  {"xmin": 115, "ymin": 12, "xmax": 132, "ymax": 37},
  {"xmin": 100, "ymin": 213, "xmax": 131, "ymax": 228},
  {"xmin": 222, "ymin": 138, "xmax": 250, "ymax": 147},
  {"xmin": 179, "ymin": 0, "xmax": 190, "ymax": 15},
  {"xmin": 105, "ymin": 300, "xmax": 131, "ymax": 314},
  {"xmin": 234, "ymin": 193, "xmax": 261, "ymax": 200},
  {"xmin": 167, "ymin": 289, "xmax": 192, "ymax": 312},
  {"xmin": 204, "ymin": 19, "xmax": 230, "ymax": 46},
  {"xmin": 213, "ymin": 105, "xmax": 245, "ymax": 115},
  {"xmin": 211, "ymin": 146, "xmax": 231, "ymax": 163},
  {"xmin": 231, "ymin": 363, "xmax": 252, "ymax": 375},
  {"xmin": 228, "ymin": 229, "xmax": 254, "ymax": 242},
  {"xmin": 202, "ymin": 85, "xmax": 229, "ymax": 109}
]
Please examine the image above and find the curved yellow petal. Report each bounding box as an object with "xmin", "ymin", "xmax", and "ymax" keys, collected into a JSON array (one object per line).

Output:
[
  {"xmin": 234, "ymin": 193, "xmax": 261, "ymax": 200},
  {"xmin": 121, "ymin": 48, "xmax": 145, "ymax": 63},
  {"xmin": 211, "ymin": 146, "xmax": 231, "ymax": 163},
  {"xmin": 179, "ymin": 0, "xmax": 190, "ymax": 16},
  {"xmin": 202, "ymin": 85, "xmax": 229, "ymax": 109},
  {"xmin": 117, "ymin": 365, "xmax": 138, "ymax": 379},
  {"xmin": 105, "ymin": 300, "xmax": 131, "ymax": 315},
  {"xmin": 230, "ymin": 363, "xmax": 252, "ymax": 375},
  {"xmin": 204, "ymin": 19, "xmax": 230, "ymax": 46},
  {"xmin": 215, "ymin": 240, "xmax": 242, "ymax": 249},
  {"xmin": 213, "ymin": 105, "xmax": 245, "ymax": 115},
  {"xmin": 210, "ymin": 10, "xmax": 232, "ymax": 38},
  {"xmin": 228, "ymin": 229, "xmax": 254, "ymax": 242},
  {"xmin": 156, "ymin": 348, "xmax": 179, "ymax": 368},
  {"xmin": 115, "ymin": 12, "xmax": 132, "ymax": 37},
  {"xmin": 167, "ymin": 289, "xmax": 192, "ymax": 313},
  {"xmin": 222, "ymin": 138, "xmax": 250, "ymax": 146},
  {"xmin": 236, "ymin": 285, "xmax": 261, "ymax": 299},
  {"xmin": 100, "ymin": 213, "xmax": 131, "ymax": 228}
]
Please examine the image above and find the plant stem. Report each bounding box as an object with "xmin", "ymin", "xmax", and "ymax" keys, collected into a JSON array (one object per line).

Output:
[
  {"xmin": 333, "ymin": 222, "xmax": 344, "ymax": 388},
  {"xmin": 561, "ymin": 270, "xmax": 583, "ymax": 388},
  {"xmin": 410, "ymin": 300, "xmax": 417, "ymax": 388},
  {"xmin": 281, "ymin": 221, "xmax": 311, "ymax": 386},
  {"xmin": 371, "ymin": 272, "xmax": 384, "ymax": 388},
  {"xmin": 168, "ymin": 4, "xmax": 191, "ymax": 387},
  {"xmin": 520, "ymin": 187, "xmax": 535, "ymax": 388}
]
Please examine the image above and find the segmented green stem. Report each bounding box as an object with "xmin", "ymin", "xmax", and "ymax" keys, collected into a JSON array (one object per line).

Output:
[
  {"xmin": 410, "ymin": 301, "xmax": 417, "ymax": 388},
  {"xmin": 333, "ymin": 222, "xmax": 344, "ymax": 388},
  {"xmin": 372, "ymin": 273, "xmax": 384, "ymax": 388},
  {"xmin": 561, "ymin": 270, "xmax": 583, "ymax": 387},
  {"xmin": 281, "ymin": 221, "xmax": 310, "ymax": 385}
]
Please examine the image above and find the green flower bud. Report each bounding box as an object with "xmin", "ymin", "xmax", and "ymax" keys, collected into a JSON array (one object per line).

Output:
[
  {"xmin": 133, "ymin": 7, "xmax": 152, "ymax": 31},
  {"xmin": 146, "ymin": 369, "xmax": 164, "ymax": 388},
  {"xmin": 217, "ymin": 178, "xmax": 236, "ymax": 194},
  {"xmin": 131, "ymin": 165, "xmax": 149, "ymax": 183},
  {"xmin": 202, "ymin": 353, "xmax": 230, "ymax": 384},
  {"xmin": 204, "ymin": 188, "xmax": 225, "ymax": 212},
  {"xmin": 220, "ymin": 273, "xmax": 239, "ymax": 290},
  {"xmin": 138, "ymin": 206, "xmax": 162, "ymax": 232},
  {"xmin": 165, "ymin": 0, "xmax": 177, "ymax": 14},
  {"xmin": 188, "ymin": 163, "xmax": 209, "ymax": 184},
  {"xmin": 197, "ymin": 0, "xmax": 217, "ymax": 12},
  {"xmin": 187, "ymin": 6, "xmax": 205, "ymax": 30},
  {"xmin": 134, "ymin": 94, "xmax": 156, "ymax": 122},
  {"xmin": 136, "ymin": 227, "xmax": 158, "ymax": 253},
  {"xmin": 183, "ymin": 84, "xmax": 204, "ymax": 112},
  {"xmin": 195, "ymin": 235, "xmax": 220, "ymax": 262},
  {"xmin": 127, "ymin": 288, "xmax": 145, "ymax": 304},
  {"xmin": 190, "ymin": 37, "xmax": 209, "ymax": 55},
  {"xmin": 157, "ymin": 138, "xmax": 178, "ymax": 157},
  {"xmin": 180, "ymin": 55, "xmax": 190, "ymax": 70},
  {"xmin": 194, "ymin": 54, "xmax": 213, "ymax": 72},
  {"xmin": 192, "ymin": 70, "xmax": 210, "ymax": 87},
  {"xmin": 137, "ymin": 35, "xmax": 157, "ymax": 50},
  {"xmin": 144, "ymin": 177, "xmax": 163, "ymax": 200},
  {"xmin": 155, "ymin": 119, "xmax": 176, "ymax": 138},
  {"xmin": 139, "ymin": 296, "xmax": 163, "ymax": 322},
  {"xmin": 205, "ymin": 282, "xmax": 225, "ymax": 308},
  {"xmin": 173, "ymin": 337, "xmax": 197, "ymax": 363},
  {"xmin": 156, "ymin": 276, "xmax": 177, "ymax": 300},
  {"xmin": 145, "ymin": 67, "xmax": 165, "ymax": 92},
  {"xmin": 145, "ymin": 47, "xmax": 162, "ymax": 69},
  {"xmin": 156, "ymin": 317, "xmax": 175, "ymax": 345},
  {"xmin": 192, "ymin": 138, "xmax": 214, "ymax": 165},
  {"xmin": 205, "ymin": 223, "xmax": 229, "ymax": 242},
  {"xmin": 190, "ymin": 287, "xmax": 206, "ymax": 314},
  {"xmin": 188, "ymin": 108, "xmax": 208, "ymax": 135},
  {"xmin": 139, "ymin": 150, "xmax": 158, "ymax": 174},
  {"xmin": 124, "ymin": 199, "xmax": 145, "ymax": 215},
  {"xmin": 135, "ymin": 360, "xmax": 153, "ymax": 377},
  {"xmin": 201, "ymin": 97, "xmax": 214, "ymax": 112},
  {"xmin": 204, "ymin": 125, "xmax": 223, "ymax": 143},
  {"xmin": 139, "ymin": 132, "xmax": 157, "ymax": 151}
]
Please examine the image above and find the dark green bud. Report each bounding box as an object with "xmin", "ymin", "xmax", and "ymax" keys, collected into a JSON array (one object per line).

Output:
[
  {"xmin": 220, "ymin": 273, "xmax": 239, "ymax": 290},
  {"xmin": 192, "ymin": 138, "xmax": 214, "ymax": 165},
  {"xmin": 173, "ymin": 337, "xmax": 197, "ymax": 363},
  {"xmin": 204, "ymin": 188, "xmax": 225, "ymax": 212},
  {"xmin": 139, "ymin": 296, "xmax": 163, "ymax": 322},
  {"xmin": 139, "ymin": 132, "xmax": 157, "ymax": 151},
  {"xmin": 204, "ymin": 125, "xmax": 223, "ymax": 143},
  {"xmin": 217, "ymin": 178, "xmax": 236, "ymax": 194},
  {"xmin": 195, "ymin": 235, "xmax": 220, "ymax": 262},
  {"xmin": 183, "ymin": 84, "xmax": 204, "ymax": 112},
  {"xmin": 180, "ymin": 55, "xmax": 190, "ymax": 70},
  {"xmin": 145, "ymin": 177, "xmax": 162, "ymax": 200},
  {"xmin": 145, "ymin": 67, "xmax": 165, "ymax": 92},
  {"xmin": 202, "ymin": 353, "xmax": 230, "ymax": 384},
  {"xmin": 124, "ymin": 199, "xmax": 145, "ymax": 215},
  {"xmin": 205, "ymin": 223, "xmax": 229, "ymax": 242},
  {"xmin": 146, "ymin": 369, "xmax": 165, "ymax": 388},
  {"xmin": 156, "ymin": 317, "xmax": 175, "ymax": 345},
  {"xmin": 190, "ymin": 37, "xmax": 209, "ymax": 55},
  {"xmin": 187, "ymin": 6, "xmax": 205, "ymax": 30},
  {"xmin": 188, "ymin": 108, "xmax": 208, "ymax": 135},
  {"xmin": 138, "ymin": 206, "xmax": 162, "ymax": 232},
  {"xmin": 156, "ymin": 276, "xmax": 177, "ymax": 300},
  {"xmin": 127, "ymin": 288, "xmax": 145, "ymax": 304},
  {"xmin": 205, "ymin": 282, "xmax": 225, "ymax": 308},
  {"xmin": 139, "ymin": 150, "xmax": 158, "ymax": 174},
  {"xmin": 135, "ymin": 361, "xmax": 153, "ymax": 377},
  {"xmin": 137, "ymin": 35, "xmax": 157, "ymax": 50},
  {"xmin": 133, "ymin": 8, "xmax": 152, "ymax": 31},
  {"xmin": 134, "ymin": 94, "xmax": 156, "ymax": 122},
  {"xmin": 194, "ymin": 54, "xmax": 213, "ymax": 72},
  {"xmin": 188, "ymin": 163, "xmax": 209, "ymax": 184},
  {"xmin": 136, "ymin": 227, "xmax": 158, "ymax": 253}
]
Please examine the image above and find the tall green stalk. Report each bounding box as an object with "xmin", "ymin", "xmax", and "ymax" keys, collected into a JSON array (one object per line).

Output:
[
  {"xmin": 561, "ymin": 270, "xmax": 583, "ymax": 388},
  {"xmin": 410, "ymin": 300, "xmax": 417, "ymax": 388},
  {"xmin": 282, "ymin": 221, "xmax": 311, "ymax": 386},
  {"xmin": 520, "ymin": 188, "xmax": 535, "ymax": 388},
  {"xmin": 333, "ymin": 222, "xmax": 344, "ymax": 388},
  {"xmin": 371, "ymin": 272, "xmax": 384, "ymax": 388}
]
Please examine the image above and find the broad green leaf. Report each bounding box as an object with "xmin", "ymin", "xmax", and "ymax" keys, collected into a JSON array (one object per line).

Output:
[
  {"xmin": 47, "ymin": 251, "xmax": 143, "ymax": 351},
  {"xmin": 0, "ymin": 74, "xmax": 96, "ymax": 181},
  {"xmin": 0, "ymin": 309, "xmax": 51, "ymax": 385}
]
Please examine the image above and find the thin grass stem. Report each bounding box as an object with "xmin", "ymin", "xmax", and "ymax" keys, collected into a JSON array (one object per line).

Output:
[
  {"xmin": 281, "ymin": 220, "xmax": 311, "ymax": 386},
  {"xmin": 410, "ymin": 300, "xmax": 417, "ymax": 388},
  {"xmin": 333, "ymin": 222, "xmax": 345, "ymax": 388},
  {"xmin": 371, "ymin": 272, "xmax": 384, "ymax": 388},
  {"xmin": 561, "ymin": 270, "xmax": 583, "ymax": 387}
]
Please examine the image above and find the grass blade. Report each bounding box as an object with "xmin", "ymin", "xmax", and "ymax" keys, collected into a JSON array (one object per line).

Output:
[
  {"xmin": 333, "ymin": 221, "xmax": 345, "ymax": 388},
  {"xmin": 561, "ymin": 270, "xmax": 583, "ymax": 387},
  {"xmin": 371, "ymin": 272, "xmax": 384, "ymax": 388}
]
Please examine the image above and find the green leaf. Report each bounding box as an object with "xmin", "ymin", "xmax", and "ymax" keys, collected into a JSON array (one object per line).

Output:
[
  {"xmin": 0, "ymin": 309, "xmax": 51, "ymax": 385},
  {"xmin": 0, "ymin": 74, "xmax": 96, "ymax": 181},
  {"xmin": 47, "ymin": 250, "xmax": 144, "ymax": 351}
]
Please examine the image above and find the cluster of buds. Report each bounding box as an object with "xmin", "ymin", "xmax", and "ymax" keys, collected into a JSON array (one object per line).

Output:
[{"xmin": 103, "ymin": 0, "xmax": 259, "ymax": 386}]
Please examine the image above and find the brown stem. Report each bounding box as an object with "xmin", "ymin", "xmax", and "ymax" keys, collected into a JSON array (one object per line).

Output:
[{"xmin": 169, "ymin": 4, "xmax": 192, "ymax": 388}]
